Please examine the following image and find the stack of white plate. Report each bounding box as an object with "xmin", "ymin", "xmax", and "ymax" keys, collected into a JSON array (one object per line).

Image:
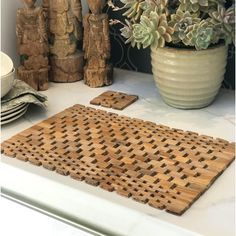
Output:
[
  {"xmin": 1, "ymin": 103, "xmax": 29, "ymax": 125},
  {"xmin": 1, "ymin": 51, "xmax": 15, "ymax": 98},
  {"xmin": 0, "ymin": 51, "xmax": 24, "ymax": 125}
]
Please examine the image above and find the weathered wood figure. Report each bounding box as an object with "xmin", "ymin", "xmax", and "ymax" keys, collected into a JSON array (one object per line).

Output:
[
  {"xmin": 16, "ymin": 0, "xmax": 49, "ymax": 91},
  {"xmin": 43, "ymin": 0, "xmax": 84, "ymax": 82},
  {"xmin": 83, "ymin": 0, "xmax": 113, "ymax": 88}
]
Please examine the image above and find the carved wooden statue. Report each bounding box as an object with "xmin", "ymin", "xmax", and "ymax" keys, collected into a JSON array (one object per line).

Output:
[
  {"xmin": 16, "ymin": 0, "xmax": 49, "ymax": 91},
  {"xmin": 83, "ymin": 0, "xmax": 113, "ymax": 88},
  {"xmin": 43, "ymin": 0, "xmax": 84, "ymax": 82}
]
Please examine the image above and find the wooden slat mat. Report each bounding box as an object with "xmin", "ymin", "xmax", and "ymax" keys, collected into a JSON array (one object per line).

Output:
[{"xmin": 1, "ymin": 104, "xmax": 235, "ymax": 215}]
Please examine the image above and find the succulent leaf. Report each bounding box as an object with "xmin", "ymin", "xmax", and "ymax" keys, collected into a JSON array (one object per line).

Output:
[
  {"xmin": 209, "ymin": 4, "xmax": 235, "ymax": 44},
  {"xmin": 184, "ymin": 20, "xmax": 214, "ymax": 49},
  {"xmin": 169, "ymin": 9, "xmax": 201, "ymax": 43},
  {"xmin": 130, "ymin": 11, "xmax": 173, "ymax": 49}
]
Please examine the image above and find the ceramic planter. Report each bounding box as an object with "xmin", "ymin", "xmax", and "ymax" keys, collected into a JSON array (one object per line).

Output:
[{"xmin": 151, "ymin": 45, "xmax": 228, "ymax": 109}]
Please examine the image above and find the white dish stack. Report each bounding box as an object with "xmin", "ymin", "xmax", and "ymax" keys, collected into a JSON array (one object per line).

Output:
[
  {"xmin": 0, "ymin": 51, "xmax": 28, "ymax": 124},
  {"xmin": 1, "ymin": 51, "xmax": 15, "ymax": 98},
  {"xmin": 1, "ymin": 103, "xmax": 29, "ymax": 125}
]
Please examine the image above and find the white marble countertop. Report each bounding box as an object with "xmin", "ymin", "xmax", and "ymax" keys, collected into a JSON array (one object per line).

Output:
[
  {"xmin": 1, "ymin": 69, "xmax": 235, "ymax": 236},
  {"xmin": 0, "ymin": 197, "xmax": 92, "ymax": 236}
]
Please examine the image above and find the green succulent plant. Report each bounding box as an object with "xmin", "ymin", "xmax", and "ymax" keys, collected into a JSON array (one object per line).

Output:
[
  {"xmin": 179, "ymin": 0, "xmax": 202, "ymax": 12},
  {"xmin": 121, "ymin": 0, "xmax": 145, "ymax": 21},
  {"xmin": 109, "ymin": 0, "xmax": 235, "ymax": 50},
  {"xmin": 169, "ymin": 9, "xmax": 201, "ymax": 43},
  {"xmin": 179, "ymin": 0, "xmax": 226, "ymax": 13},
  {"xmin": 131, "ymin": 11, "xmax": 173, "ymax": 49},
  {"xmin": 185, "ymin": 20, "xmax": 214, "ymax": 49},
  {"xmin": 140, "ymin": 0, "xmax": 167, "ymax": 17},
  {"xmin": 210, "ymin": 4, "xmax": 235, "ymax": 44}
]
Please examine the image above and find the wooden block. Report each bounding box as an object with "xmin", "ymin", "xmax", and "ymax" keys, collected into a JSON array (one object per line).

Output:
[
  {"xmin": 18, "ymin": 67, "xmax": 49, "ymax": 91},
  {"xmin": 50, "ymin": 52, "xmax": 84, "ymax": 83},
  {"xmin": 90, "ymin": 91, "xmax": 138, "ymax": 110}
]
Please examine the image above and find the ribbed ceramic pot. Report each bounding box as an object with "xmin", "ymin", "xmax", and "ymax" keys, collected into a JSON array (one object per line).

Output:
[{"xmin": 151, "ymin": 45, "xmax": 228, "ymax": 109}]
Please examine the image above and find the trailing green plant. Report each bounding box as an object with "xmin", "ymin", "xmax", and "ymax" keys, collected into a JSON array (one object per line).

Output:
[{"xmin": 108, "ymin": 0, "xmax": 235, "ymax": 50}]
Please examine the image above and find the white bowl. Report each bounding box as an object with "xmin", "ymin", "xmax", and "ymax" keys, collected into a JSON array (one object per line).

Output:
[
  {"xmin": 1, "ymin": 68, "xmax": 15, "ymax": 98},
  {"xmin": 0, "ymin": 51, "xmax": 14, "ymax": 77}
]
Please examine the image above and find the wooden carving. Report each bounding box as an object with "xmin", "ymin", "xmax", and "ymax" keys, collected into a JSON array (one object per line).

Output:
[
  {"xmin": 16, "ymin": 0, "xmax": 49, "ymax": 91},
  {"xmin": 43, "ymin": 0, "xmax": 84, "ymax": 82},
  {"xmin": 83, "ymin": 0, "xmax": 113, "ymax": 88}
]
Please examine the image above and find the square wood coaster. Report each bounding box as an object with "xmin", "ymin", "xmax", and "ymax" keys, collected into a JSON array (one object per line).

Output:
[
  {"xmin": 90, "ymin": 91, "xmax": 138, "ymax": 110},
  {"xmin": 1, "ymin": 104, "xmax": 235, "ymax": 215}
]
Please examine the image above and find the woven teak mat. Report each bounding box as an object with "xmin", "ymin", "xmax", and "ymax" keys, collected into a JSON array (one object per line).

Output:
[
  {"xmin": 1, "ymin": 104, "xmax": 235, "ymax": 215},
  {"xmin": 90, "ymin": 91, "xmax": 138, "ymax": 110}
]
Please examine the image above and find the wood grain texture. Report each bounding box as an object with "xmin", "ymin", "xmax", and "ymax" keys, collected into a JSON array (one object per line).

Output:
[
  {"xmin": 16, "ymin": 1, "xmax": 49, "ymax": 91},
  {"xmin": 49, "ymin": 52, "xmax": 84, "ymax": 83},
  {"xmin": 1, "ymin": 104, "xmax": 235, "ymax": 215},
  {"xmin": 90, "ymin": 91, "xmax": 138, "ymax": 110},
  {"xmin": 83, "ymin": 0, "xmax": 113, "ymax": 88},
  {"xmin": 43, "ymin": 0, "xmax": 84, "ymax": 83}
]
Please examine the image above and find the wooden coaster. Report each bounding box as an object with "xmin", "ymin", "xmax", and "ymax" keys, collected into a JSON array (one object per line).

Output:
[
  {"xmin": 1, "ymin": 104, "xmax": 235, "ymax": 215},
  {"xmin": 90, "ymin": 91, "xmax": 138, "ymax": 110}
]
